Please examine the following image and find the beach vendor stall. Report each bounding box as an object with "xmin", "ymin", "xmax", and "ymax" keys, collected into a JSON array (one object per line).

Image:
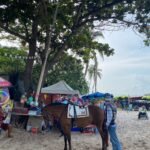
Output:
[
  {"xmin": 11, "ymin": 90, "xmax": 42, "ymax": 131},
  {"xmin": 41, "ymin": 80, "xmax": 79, "ymax": 104}
]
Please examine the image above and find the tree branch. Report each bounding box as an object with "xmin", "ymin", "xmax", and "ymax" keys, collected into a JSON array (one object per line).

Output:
[
  {"xmin": 0, "ymin": 22, "xmax": 28, "ymax": 42},
  {"xmin": 79, "ymin": 16, "xmax": 117, "ymax": 27},
  {"xmin": 78, "ymin": 0, "xmax": 125, "ymax": 26},
  {"xmin": 46, "ymin": 25, "xmax": 80, "ymax": 72},
  {"xmin": 117, "ymin": 18, "xmax": 139, "ymax": 26},
  {"xmin": 41, "ymin": 0, "xmax": 51, "ymax": 54},
  {"xmin": 23, "ymin": 21, "xmax": 30, "ymax": 41},
  {"xmin": 73, "ymin": 1, "xmax": 85, "ymax": 27}
]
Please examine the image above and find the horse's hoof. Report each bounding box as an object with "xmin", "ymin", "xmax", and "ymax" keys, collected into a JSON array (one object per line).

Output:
[{"xmin": 102, "ymin": 147, "xmax": 107, "ymax": 150}]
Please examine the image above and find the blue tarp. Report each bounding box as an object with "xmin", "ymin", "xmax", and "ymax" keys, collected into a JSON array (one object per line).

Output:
[{"xmin": 82, "ymin": 92, "xmax": 106, "ymax": 100}]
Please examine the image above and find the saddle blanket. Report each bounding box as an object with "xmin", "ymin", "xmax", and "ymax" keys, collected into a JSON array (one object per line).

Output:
[{"xmin": 67, "ymin": 104, "xmax": 89, "ymax": 118}]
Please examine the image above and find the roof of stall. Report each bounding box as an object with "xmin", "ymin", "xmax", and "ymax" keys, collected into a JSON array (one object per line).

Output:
[{"xmin": 41, "ymin": 80, "xmax": 79, "ymax": 95}]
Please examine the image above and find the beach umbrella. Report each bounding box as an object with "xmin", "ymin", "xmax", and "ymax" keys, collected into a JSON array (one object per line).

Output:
[
  {"xmin": 82, "ymin": 92, "xmax": 105, "ymax": 100},
  {"xmin": 0, "ymin": 77, "xmax": 12, "ymax": 87}
]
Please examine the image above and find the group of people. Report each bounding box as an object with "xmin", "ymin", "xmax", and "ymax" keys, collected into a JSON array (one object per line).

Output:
[
  {"xmin": 21, "ymin": 91, "xmax": 38, "ymax": 109},
  {"xmin": 61, "ymin": 94, "xmax": 83, "ymax": 106}
]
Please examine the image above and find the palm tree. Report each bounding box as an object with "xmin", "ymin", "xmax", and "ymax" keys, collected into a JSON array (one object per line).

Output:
[
  {"xmin": 84, "ymin": 50, "xmax": 104, "ymax": 75},
  {"xmin": 83, "ymin": 31, "xmax": 113, "ymax": 92},
  {"xmin": 88, "ymin": 52, "xmax": 102, "ymax": 92},
  {"xmin": 84, "ymin": 31, "xmax": 104, "ymax": 77}
]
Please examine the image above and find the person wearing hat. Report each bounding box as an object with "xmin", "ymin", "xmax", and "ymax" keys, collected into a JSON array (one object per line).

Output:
[{"xmin": 104, "ymin": 93, "xmax": 122, "ymax": 150}]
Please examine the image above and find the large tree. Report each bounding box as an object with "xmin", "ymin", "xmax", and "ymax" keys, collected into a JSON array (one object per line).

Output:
[{"xmin": 0, "ymin": 0, "xmax": 149, "ymax": 93}]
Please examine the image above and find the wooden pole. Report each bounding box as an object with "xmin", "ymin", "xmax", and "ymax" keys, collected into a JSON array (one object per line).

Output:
[{"xmin": 35, "ymin": 1, "xmax": 59, "ymax": 103}]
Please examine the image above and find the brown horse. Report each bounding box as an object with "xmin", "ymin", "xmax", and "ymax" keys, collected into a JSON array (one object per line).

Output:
[{"xmin": 42, "ymin": 103, "xmax": 108, "ymax": 150}]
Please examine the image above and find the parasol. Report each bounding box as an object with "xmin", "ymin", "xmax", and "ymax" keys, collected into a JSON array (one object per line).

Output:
[
  {"xmin": 0, "ymin": 77, "xmax": 12, "ymax": 87},
  {"xmin": 82, "ymin": 92, "xmax": 105, "ymax": 100}
]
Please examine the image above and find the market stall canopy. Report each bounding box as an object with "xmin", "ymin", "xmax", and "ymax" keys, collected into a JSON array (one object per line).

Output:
[
  {"xmin": 82, "ymin": 92, "xmax": 106, "ymax": 100},
  {"xmin": 41, "ymin": 80, "xmax": 79, "ymax": 95},
  {"xmin": 0, "ymin": 77, "xmax": 12, "ymax": 88}
]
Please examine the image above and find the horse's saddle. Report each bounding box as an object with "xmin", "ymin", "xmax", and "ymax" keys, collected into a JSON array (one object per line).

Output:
[{"xmin": 67, "ymin": 104, "xmax": 89, "ymax": 118}]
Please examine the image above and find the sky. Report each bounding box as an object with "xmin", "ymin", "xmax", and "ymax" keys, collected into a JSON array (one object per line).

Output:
[{"xmin": 96, "ymin": 28, "xmax": 150, "ymax": 97}]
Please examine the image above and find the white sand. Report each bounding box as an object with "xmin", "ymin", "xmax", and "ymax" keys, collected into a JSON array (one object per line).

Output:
[{"xmin": 0, "ymin": 110, "xmax": 150, "ymax": 150}]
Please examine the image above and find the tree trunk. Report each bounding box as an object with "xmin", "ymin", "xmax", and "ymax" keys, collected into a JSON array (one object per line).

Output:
[
  {"xmin": 24, "ymin": 17, "xmax": 38, "ymax": 92},
  {"xmin": 84, "ymin": 61, "xmax": 89, "ymax": 77},
  {"xmin": 24, "ymin": 40, "xmax": 36, "ymax": 92}
]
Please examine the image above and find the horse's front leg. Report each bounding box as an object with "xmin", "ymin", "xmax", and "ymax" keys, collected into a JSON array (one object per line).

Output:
[
  {"xmin": 64, "ymin": 135, "xmax": 67, "ymax": 150},
  {"xmin": 61, "ymin": 119, "xmax": 72, "ymax": 150},
  {"xmin": 63, "ymin": 128, "xmax": 72, "ymax": 150},
  {"xmin": 67, "ymin": 133, "xmax": 72, "ymax": 150},
  {"xmin": 63, "ymin": 132, "xmax": 72, "ymax": 150},
  {"xmin": 102, "ymin": 139, "xmax": 107, "ymax": 150}
]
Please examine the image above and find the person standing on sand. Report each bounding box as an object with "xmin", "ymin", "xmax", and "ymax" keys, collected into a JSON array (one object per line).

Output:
[
  {"xmin": 104, "ymin": 93, "xmax": 122, "ymax": 150},
  {"xmin": 0, "ymin": 105, "xmax": 13, "ymax": 138}
]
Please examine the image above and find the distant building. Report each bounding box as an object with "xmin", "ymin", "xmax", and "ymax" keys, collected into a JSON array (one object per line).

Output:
[{"xmin": 129, "ymin": 96, "xmax": 142, "ymax": 101}]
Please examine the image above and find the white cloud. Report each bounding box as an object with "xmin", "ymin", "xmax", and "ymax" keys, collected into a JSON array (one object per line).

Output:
[
  {"xmin": 0, "ymin": 39, "xmax": 20, "ymax": 47},
  {"xmin": 96, "ymin": 28, "xmax": 150, "ymax": 96}
]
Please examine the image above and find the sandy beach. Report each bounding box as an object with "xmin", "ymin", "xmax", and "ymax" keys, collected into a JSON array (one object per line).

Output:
[{"xmin": 0, "ymin": 110, "xmax": 150, "ymax": 150}]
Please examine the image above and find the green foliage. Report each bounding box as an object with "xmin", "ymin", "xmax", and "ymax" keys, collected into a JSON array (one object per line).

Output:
[
  {"xmin": 142, "ymin": 96, "xmax": 150, "ymax": 101},
  {"xmin": 114, "ymin": 96, "xmax": 128, "ymax": 101},
  {"xmin": 32, "ymin": 54, "xmax": 89, "ymax": 94},
  {"xmin": 144, "ymin": 39, "xmax": 150, "ymax": 46},
  {"xmin": 0, "ymin": 47, "xmax": 27, "ymax": 74},
  {"xmin": 1, "ymin": 0, "xmax": 149, "ymax": 51}
]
